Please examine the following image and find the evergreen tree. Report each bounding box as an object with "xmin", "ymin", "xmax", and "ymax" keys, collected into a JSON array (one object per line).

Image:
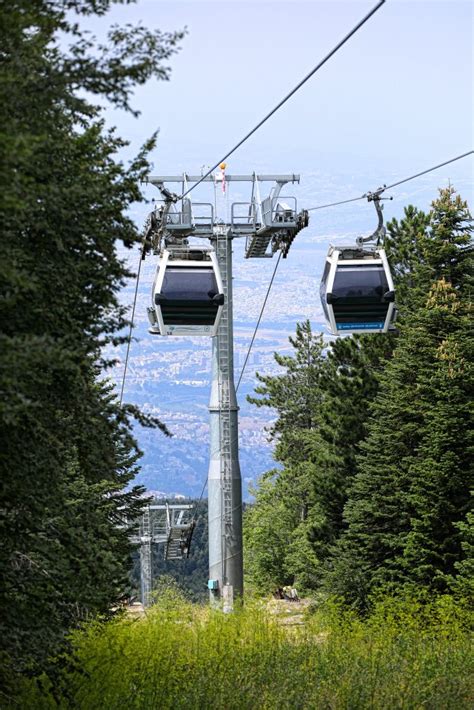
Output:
[
  {"xmin": 402, "ymin": 279, "xmax": 473, "ymax": 590},
  {"xmin": 312, "ymin": 334, "xmax": 393, "ymax": 562},
  {"xmin": 245, "ymin": 189, "xmax": 472, "ymax": 603},
  {"xmin": 0, "ymin": 0, "xmax": 184, "ymax": 689},
  {"xmin": 244, "ymin": 470, "xmax": 304, "ymax": 592},
  {"xmin": 248, "ymin": 320, "xmax": 325, "ymax": 460},
  {"xmin": 329, "ymin": 188, "xmax": 473, "ymax": 608},
  {"xmin": 451, "ymin": 510, "xmax": 474, "ymax": 600},
  {"xmin": 244, "ymin": 322, "xmax": 325, "ymax": 592},
  {"xmin": 384, "ymin": 205, "xmax": 431, "ymax": 313},
  {"xmin": 244, "ymin": 323, "xmax": 392, "ymax": 593}
]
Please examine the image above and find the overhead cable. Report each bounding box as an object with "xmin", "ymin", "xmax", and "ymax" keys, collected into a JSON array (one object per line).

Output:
[
  {"xmin": 307, "ymin": 149, "xmax": 474, "ymax": 212},
  {"xmin": 383, "ymin": 150, "xmax": 474, "ymax": 190},
  {"xmin": 179, "ymin": 0, "xmax": 386, "ymax": 201},
  {"xmin": 307, "ymin": 195, "xmax": 365, "ymax": 212},
  {"xmin": 195, "ymin": 232, "xmax": 278, "ymax": 497},
  {"xmin": 236, "ymin": 251, "xmax": 282, "ymax": 393},
  {"xmin": 197, "ymin": 473, "xmax": 209, "ymax": 504},
  {"xmin": 119, "ymin": 243, "xmax": 145, "ymax": 406}
]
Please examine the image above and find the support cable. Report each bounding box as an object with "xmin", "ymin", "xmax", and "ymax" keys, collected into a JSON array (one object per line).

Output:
[
  {"xmin": 179, "ymin": 0, "xmax": 386, "ymax": 201},
  {"xmin": 195, "ymin": 249, "xmax": 282, "ymax": 506},
  {"xmin": 197, "ymin": 475, "xmax": 208, "ymax": 504},
  {"xmin": 119, "ymin": 242, "xmax": 145, "ymax": 406},
  {"xmin": 307, "ymin": 195, "xmax": 365, "ymax": 211},
  {"xmin": 236, "ymin": 251, "xmax": 282, "ymax": 393},
  {"xmin": 383, "ymin": 150, "xmax": 474, "ymax": 190},
  {"xmin": 307, "ymin": 150, "xmax": 474, "ymax": 212}
]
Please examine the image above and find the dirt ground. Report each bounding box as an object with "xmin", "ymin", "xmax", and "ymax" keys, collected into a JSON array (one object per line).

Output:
[
  {"xmin": 266, "ymin": 597, "xmax": 312, "ymax": 627},
  {"xmin": 124, "ymin": 597, "xmax": 312, "ymax": 628}
]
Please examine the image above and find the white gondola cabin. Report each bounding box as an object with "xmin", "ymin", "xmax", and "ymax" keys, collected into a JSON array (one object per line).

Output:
[
  {"xmin": 147, "ymin": 248, "xmax": 224, "ymax": 336},
  {"xmin": 320, "ymin": 246, "xmax": 395, "ymax": 335}
]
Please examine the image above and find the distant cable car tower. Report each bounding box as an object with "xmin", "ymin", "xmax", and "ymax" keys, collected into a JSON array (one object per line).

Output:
[{"xmin": 128, "ymin": 503, "xmax": 195, "ymax": 607}]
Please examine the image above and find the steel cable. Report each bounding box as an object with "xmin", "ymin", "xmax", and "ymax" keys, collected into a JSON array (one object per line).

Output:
[
  {"xmin": 179, "ymin": 0, "xmax": 386, "ymax": 201},
  {"xmin": 236, "ymin": 250, "xmax": 283, "ymax": 393},
  {"xmin": 307, "ymin": 150, "xmax": 474, "ymax": 212},
  {"xmin": 119, "ymin": 243, "xmax": 145, "ymax": 406},
  {"xmin": 383, "ymin": 150, "xmax": 474, "ymax": 191}
]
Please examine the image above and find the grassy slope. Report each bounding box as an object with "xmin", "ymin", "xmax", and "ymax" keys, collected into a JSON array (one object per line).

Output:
[{"xmin": 18, "ymin": 594, "xmax": 474, "ymax": 709}]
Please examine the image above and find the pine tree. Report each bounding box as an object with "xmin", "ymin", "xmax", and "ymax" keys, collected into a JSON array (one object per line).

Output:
[
  {"xmin": 451, "ymin": 511, "xmax": 474, "ymax": 600},
  {"xmin": 248, "ymin": 320, "xmax": 325, "ymax": 459},
  {"xmin": 402, "ymin": 279, "xmax": 473, "ymax": 590},
  {"xmin": 244, "ymin": 470, "xmax": 306, "ymax": 592},
  {"xmin": 244, "ymin": 323, "xmax": 393, "ymax": 593},
  {"xmin": 312, "ymin": 334, "xmax": 393, "ymax": 561},
  {"xmin": 385, "ymin": 205, "xmax": 431, "ymax": 313}
]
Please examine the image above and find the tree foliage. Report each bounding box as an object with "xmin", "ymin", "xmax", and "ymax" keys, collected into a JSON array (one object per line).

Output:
[
  {"xmin": 0, "ymin": 0, "xmax": 184, "ymax": 692},
  {"xmin": 244, "ymin": 322, "xmax": 392, "ymax": 593},
  {"xmin": 245, "ymin": 188, "xmax": 473, "ymax": 608},
  {"xmin": 330, "ymin": 189, "xmax": 473, "ymax": 607}
]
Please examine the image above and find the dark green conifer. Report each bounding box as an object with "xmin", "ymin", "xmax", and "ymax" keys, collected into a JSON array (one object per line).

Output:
[
  {"xmin": 0, "ymin": 0, "xmax": 184, "ymax": 688},
  {"xmin": 244, "ymin": 322, "xmax": 392, "ymax": 593},
  {"xmin": 244, "ymin": 322, "xmax": 325, "ymax": 591},
  {"xmin": 451, "ymin": 511, "xmax": 474, "ymax": 600},
  {"xmin": 328, "ymin": 188, "xmax": 473, "ymax": 608}
]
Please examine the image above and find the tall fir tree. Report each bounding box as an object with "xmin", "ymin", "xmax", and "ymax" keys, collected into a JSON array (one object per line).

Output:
[
  {"xmin": 0, "ymin": 0, "xmax": 183, "ymax": 689},
  {"xmin": 451, "ymin": 511, "xmax": 474, "ymax": 599},
  {"xmin": 244, "ymin": 323, "xmax": 393, "ymax": 593},
  {"xmin": 244, "ymin": 322, "xmax": 325, "ymax": 592},
  {"xmin": 311, "ymin": 334, "xmax": 393, "ymax": 564},
  {"xmin": 328, "ymin": 188, "xmax": 473, "ymax": 608},
  {"xmin": 247, "ymin": 320, "xmax": 325, "ymax": 459}
]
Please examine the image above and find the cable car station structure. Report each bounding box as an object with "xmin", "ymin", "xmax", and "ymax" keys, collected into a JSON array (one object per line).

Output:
[{"xmin": 141, "ymin": 171, "xmax": 309, "ymax": 605}]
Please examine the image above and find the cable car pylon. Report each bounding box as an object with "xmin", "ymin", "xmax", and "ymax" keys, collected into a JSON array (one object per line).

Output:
[
  {"xmin": 143, "ymin": 172, "xmax": 309, "ymax": 608},
  {"xmin": 208, "ymin": 224, "xmax": 242, "ymax": 606}
]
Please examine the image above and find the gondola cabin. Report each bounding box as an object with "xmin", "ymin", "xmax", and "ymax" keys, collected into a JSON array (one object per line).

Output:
[
  {"xmin": 320, "ymin": 246, "xmax": 395, "ymax": 335},
  {"xmin": 148, "ymin": 248, "xmax": 224, "ymax": 336}
]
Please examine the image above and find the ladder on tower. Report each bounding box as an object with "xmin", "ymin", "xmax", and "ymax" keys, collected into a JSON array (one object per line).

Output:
[
  {"xmin": 140, "ymin": 506, "xmax": 153, "ymax": 607},
  {"xmin": 216, "ymin": 230, "xmax": 234, "ymax": 565}
]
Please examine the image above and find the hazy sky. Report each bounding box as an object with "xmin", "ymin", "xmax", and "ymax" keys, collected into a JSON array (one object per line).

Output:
[{"xmin": 85, "ymin": 0, "xmax": 473, "ymax": 195}]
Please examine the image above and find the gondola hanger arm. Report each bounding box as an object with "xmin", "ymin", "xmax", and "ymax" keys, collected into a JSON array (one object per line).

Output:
[
  {"xmin": 156, "ymin": 183, "xmax": 179, "ymax": 204},
  {"xmin": 356, "ymin": 187, "xmax": 393, "ymax": 246}
]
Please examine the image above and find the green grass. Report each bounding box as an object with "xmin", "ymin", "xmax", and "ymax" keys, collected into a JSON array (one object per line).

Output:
[{"xmin": 16, "ymin": 594, "xmax": 474, "ymax": 709}]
